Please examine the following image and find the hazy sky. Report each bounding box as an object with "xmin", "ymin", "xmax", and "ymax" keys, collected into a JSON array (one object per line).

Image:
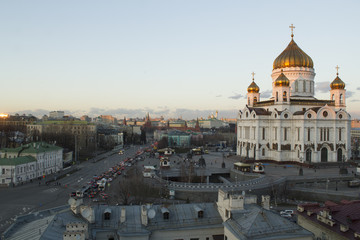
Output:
[{"xmin": 1, "ymin": 0, "xmax": 359, "ymax": 119}]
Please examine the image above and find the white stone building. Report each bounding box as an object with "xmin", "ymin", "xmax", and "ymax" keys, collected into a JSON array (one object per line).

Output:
[
  {"xmin": 0, "ymin": 156, "xmax": 37, "ymax": 186},
  {"xmin": 237, "ymin": 27, "xmax": 351, "ymax": 163},
  {"xmin": 0, "ymin": 142, "xmax": 63, "ymax": 179}
]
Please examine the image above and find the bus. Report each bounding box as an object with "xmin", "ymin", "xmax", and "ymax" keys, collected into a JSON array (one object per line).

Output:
[{"xmin": 143, "ymin": 166, "xmax": 156, "ymax": 178}]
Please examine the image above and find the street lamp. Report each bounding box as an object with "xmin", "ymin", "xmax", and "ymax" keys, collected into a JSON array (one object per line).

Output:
[{"xmin": 340, "ymin": 155, "xmax": 348, "ymax": 174}]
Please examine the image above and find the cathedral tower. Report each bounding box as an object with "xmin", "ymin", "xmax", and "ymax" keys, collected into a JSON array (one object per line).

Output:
[
  {"xmin": 246, "ymin": 72, "xmax": 260, "ymax": 107},
  {"xmin": 330, "ymin": 66, "xmax": 346, "ymax": 109}
]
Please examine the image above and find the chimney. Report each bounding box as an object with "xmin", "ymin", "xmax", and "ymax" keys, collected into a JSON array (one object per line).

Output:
[
  {"xmin": 261, "ymin": 195, "xmax": 270, "ymax": 210},
  {"xmin": 120, "ymin": 207, "xmax": 126, "ymax": 223},
  {"xmin": 141, "ymin": 205, "xmax": 148, "ymax": 226}
]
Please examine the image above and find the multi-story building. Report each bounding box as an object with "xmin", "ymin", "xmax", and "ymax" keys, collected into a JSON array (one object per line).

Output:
[
  {"xmin": 297, "ymin": 200, "xmax": 360, "ymax": 240},
  {"xmin": 27, "ymin": 120, "xmax": 97, "ymax": 156},
  {"xmin": 49, "ymin": 111, "xmax": 65, "ymax": 119},
  {"xmin": 0, "ymin": 156, "xmax": 37, "ymax": 186},
  {"xmin": 0, "ymin": 142, "xmax": 63, "ymax": 185},
  {"xmin": 237, "ymin": 27, "xmax": 351, "ymax": 163},
  {"xmin": 4, "ymin": 189, "xmax": 313, "ymax": 239}
]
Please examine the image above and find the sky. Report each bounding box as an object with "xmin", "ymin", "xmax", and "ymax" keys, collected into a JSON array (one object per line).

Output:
[{"xmin": 1, "ymin": 0, "xmax": 359, "ymax": 120}]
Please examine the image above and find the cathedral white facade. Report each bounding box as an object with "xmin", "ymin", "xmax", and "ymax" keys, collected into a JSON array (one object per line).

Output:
[{"xmin": 236, "ymin": 27, "xmax": 351, "ymax": 163}]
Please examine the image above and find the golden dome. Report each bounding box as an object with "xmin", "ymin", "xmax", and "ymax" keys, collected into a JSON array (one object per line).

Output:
[
  {"xmin": 274, "ymin": 71, "xmax": 290, "ymax": 87},
  {"xmin": 247, "ymin": 80, "xmax": 260, "ymax": 93},
  {"xmin": 273, "ymin": 38, "xmax": 314, "ymax": 70},
  {"xmin": 330, "ymin": 74, "xmax": 345, "ymax": 89}
]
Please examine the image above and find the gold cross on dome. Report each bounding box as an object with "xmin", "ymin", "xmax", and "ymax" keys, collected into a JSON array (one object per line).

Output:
[
  {"xmin": 335, "ymin": 65, "xmax": 340, "ymax": 75},
  {"xmin": 289, "ymin": 24, "xmax": 295, "ymax": 38},
  {"xmin": 251, "ymin": 72, "xmax": 255, "ymax": 81}
]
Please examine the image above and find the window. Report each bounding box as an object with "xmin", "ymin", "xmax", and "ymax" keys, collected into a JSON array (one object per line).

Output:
[
  {"xmin": 276, "ymin": 92, "xmax": 278, "ymax": 102},
  {"xmin": 283, "ymin": 91, "xmax": 287, "ymax": 101},
  {"xmin": 339, "ymin": 128, "xmax": 342, "ymax": 141},
  {"xmin": 262, "ymin": 128, "xmax": 266, "ymax": 140},
  {"xmin": 262, "ymin": 148, "xmax": 265, "ymax": 156},
  {"xmin": 254, "ymin": 96, "xmax": 258, "ymax": 103},
  {"xmin": 295, "ymin": 80, "xmax": 298, "ymax": 92},
  {"xmin": 320, "ymin": 128, "xmax": 323, "ymax": 141},
  {"xmin": 327, "ymin": 128, "xmax": 330, "ymax": 141},
  {"xmin": 332, "ymin": 94, "xmax": 335, "ymax": 101},
  {"xmin": 340, "ymin": 94, "xmax": 343, "ymax": 104},
  {"xmin": 323, "ymin": 111, "xmax": 328, "ymax": 118},
  {"xmin": 284, "ymin": 128, "xmax": 287, "ymax": 141},
  {"xmin": 303, "ymin": 81, "xmax": 306, "ymax": 92},
  {"xmin": 274, "ymin": 127, "xmax": 277, "ymax": 140},
  {"xmin": 308, "ymin": 128, "xmax": 311, "ymax": 141},
  {"xmin": 297, "ymin": 128, "xmax": 300, "ymax": 141},
  {"xmin": 248, "ymin": 97, "xmax": 250, "ymax": 105},
  {"xmin": 2, "ymin": 168, "xmax": 5, "ymax": 174}
]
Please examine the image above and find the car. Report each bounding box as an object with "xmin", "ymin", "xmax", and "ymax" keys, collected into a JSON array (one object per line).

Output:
[
  {"xmin": 280, "ymin": 213, "xmax": 292, "ymax": 218},
  {"xmin": 280, "ymin": 210, "xmax": 294, "ymax": 215}
]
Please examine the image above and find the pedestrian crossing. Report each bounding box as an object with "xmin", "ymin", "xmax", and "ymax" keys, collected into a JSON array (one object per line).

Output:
[{"xmin": 43, "ymin": 188, "xmax": 58, "ymax": 193}]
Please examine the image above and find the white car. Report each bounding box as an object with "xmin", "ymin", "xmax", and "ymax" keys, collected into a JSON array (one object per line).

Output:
[
  {"xmin": 280, "ymin": 210, "xmax": 294, "ymax": 215},
  {"xmin": 280, "ymin": 213, "xmax": 292, "ymax": 218}
]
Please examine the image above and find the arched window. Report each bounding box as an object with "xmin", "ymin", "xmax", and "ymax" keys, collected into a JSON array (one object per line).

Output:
[
  {"xmin": 262, "ymin": 148, "xmax": 265, "ymax": 156},
  {"xmin": 332, "ymin": 94, "xmax": 335, "ymax": 101},
  {"xmin": 283, "ymin": 91, "xmax": 287, "ymax": 101},
  {"xmin": 340, "ymin": 94, "xmax": 343, "ymax": 104},
  {"xmin": 254, "ymin": 96, "xmax": 258, "ymax": 103},
  {"xmin": 276, "ymin": 92, "xmax": 278, "ymax": 102}
]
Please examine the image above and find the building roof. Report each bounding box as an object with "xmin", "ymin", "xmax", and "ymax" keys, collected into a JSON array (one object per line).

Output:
[
  {"xmin": 298, "ymin": 200, "xmax": 360, "ymax": 239},
  {"xmin": 224, "ymin": 205, "xmax": 312, "ymax": 239},
  {"xmin": 1, "ymin": 142, "xmax": 62, "ymax": 155},
  {"xmin": 247, "ymin": 107, "xmax": 271, "ymax": 116},
  {"xmin": 0, "ymin": 156, "xmax": 36, "ymax": 166}
]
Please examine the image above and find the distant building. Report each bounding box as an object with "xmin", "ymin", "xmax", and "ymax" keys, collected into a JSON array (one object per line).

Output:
[
  {"xmin": 0, "ymin": 142, "xmax": 63, "ymax": 185},
  {"xmin": 351, "ymin": 128, "xmax": 360, "ymax": 158},
  {"xmin": 297, "ymin": 200, "xmax": 360, "ymax": 240},
  {"xmin": 3, "ymin": 189, "xmax": 313, "ymax": 240},
  {"xmin": 49, "ymin": 111, "xmax": 65, "ymax": 119},
  {"xmin": 95, "ymin": 115, "xmax": 117, "ymax": 125},
  {"xmin": 0, "ymin": 114, "xmax": 37, "ymax": 130},
  {"xmin": 80, "ymin": 115, "xmax": 91, "ymax": 122},
  {"xmin": 27, "ymin": 120, "xmax": 97, "ymax": 155}
]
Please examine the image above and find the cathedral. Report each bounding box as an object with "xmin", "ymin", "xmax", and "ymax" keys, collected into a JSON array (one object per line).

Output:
[{"xmin": 236, "ymin": 25, "xmax": 351, "ymax": 163}]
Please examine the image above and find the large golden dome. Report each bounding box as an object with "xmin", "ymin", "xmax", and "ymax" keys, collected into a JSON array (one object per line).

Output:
[
  {"xmin": 274, "ymin": 70, "xmax": 290, "ymax": 87},
  {"xmin": 273, "ymin": 38, "xmax": 314, "ymax": 70},
  {"xmin": 330, "ymin": 74, "xmax": 345, "ymax": 90},
  {"xmin": 247, "ymin": 80, "xmax": 260, "ymax": 93}
]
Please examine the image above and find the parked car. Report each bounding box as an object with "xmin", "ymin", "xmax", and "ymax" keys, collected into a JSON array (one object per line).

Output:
[
  {"xmin": 280, "ymin": 213, "xmax": 292, "ymax": 218},
  {"xmin": 280, "ymin": 210, "xmax": 294, "ymax": 215}
]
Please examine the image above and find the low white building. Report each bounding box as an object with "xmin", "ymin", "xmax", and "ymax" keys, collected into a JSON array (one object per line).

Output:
[
  {"xmin": 0, "ymin": 156, "xmax": 37, "ymax": 186},
  {"xmin": 0, "ymin": 142, "xmax": 63, "ymax": 179}
]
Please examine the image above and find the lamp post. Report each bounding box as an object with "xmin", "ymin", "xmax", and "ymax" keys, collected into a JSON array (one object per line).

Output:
[{"xmin": 340, "ymin": 154, "xmax": 348, "ymax": 174}]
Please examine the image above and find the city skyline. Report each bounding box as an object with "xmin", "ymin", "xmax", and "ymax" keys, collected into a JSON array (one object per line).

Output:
[{"xmin": 1, "ymin": 1, "xmax": 360, "ymax": 119}]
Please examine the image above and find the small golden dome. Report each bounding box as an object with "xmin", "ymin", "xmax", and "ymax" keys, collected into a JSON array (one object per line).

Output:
[
  {"xmin": 247, "ymin": 80, "xmax": 260, "ymax": 93},
  {"xmin": 330, "ymin": 74, "xmax": 345, "ymax": 90},
  {"xmin": 274, "ymin": 71, "xmax": 290, "ymax": 87},
  {"xmin": 273, "ymin": 38, "xmax": 314, "ymax": 70}
]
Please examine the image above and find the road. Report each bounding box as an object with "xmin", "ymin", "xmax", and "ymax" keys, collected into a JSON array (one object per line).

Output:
[{"xmin": 0, "ymin": 145, "xmax": 142, "ymax": 234}]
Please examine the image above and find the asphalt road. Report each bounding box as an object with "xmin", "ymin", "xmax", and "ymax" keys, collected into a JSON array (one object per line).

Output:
[{"xmin": 0, "ymin": 145, "xmax": 142, "ymax": 234}]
